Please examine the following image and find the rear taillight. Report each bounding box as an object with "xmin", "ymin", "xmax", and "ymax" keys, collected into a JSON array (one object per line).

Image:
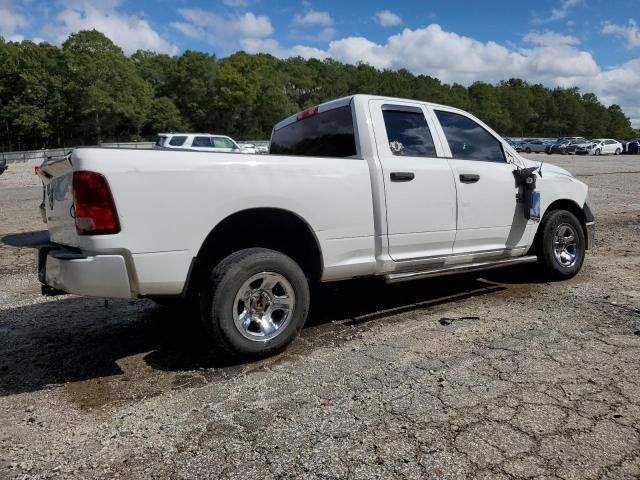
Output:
[{"xmin": 72, "ymin": 171, "xmax": 120, "ymax": 235}]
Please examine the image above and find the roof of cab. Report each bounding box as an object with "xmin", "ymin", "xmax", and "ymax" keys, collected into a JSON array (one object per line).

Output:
[{"xmin": 272, "ymin": 94, "xmax": 464, "ymax": 132}]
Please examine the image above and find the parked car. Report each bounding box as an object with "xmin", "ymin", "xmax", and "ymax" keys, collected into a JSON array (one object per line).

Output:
[
  {"xmin": 0, "ymin": 155, "xmax": 6, "ymax": 175},
  {"xmin": 625, "ymin": 138, "xmax": 640, "ymax": 154},
  {"xmin": 575, "ymin": 140, "xmax": 595, "ymax": 155},
  {"xmin": 506, "ymin": 139, "xmax": 522, "ymax": 150},
  {"xmin": 588, "ymin": 139, "xmax": 623, "ymax": 155},
  {"xmin": 546, "ymin": 137, "xmax": 588, "ymax": 155},
  {"xmin": 156, "ymin": 133, "xmax": 257, "ymax": 154},
  {"xmin": 36, "ymin": 94, "xmax": 594, "ymax": 358},
  {"xmin": 519, "ymin": 138, "xmax": 546, "ymax": 153}
]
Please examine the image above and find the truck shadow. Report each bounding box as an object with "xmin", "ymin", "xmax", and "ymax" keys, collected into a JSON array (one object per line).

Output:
[
  {"xmin": 0, "ymin": 272, "xmax": 520, "ymax": 398},
  {"xmin": 1, "ymin": 230, "xmax": 50, "ymax": 247}
]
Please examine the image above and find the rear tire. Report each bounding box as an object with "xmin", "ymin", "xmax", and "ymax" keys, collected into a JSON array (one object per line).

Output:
[
  {"xmin": 525, "ymin": 147, "xmax": 531, "ymax": 153},
  {"xmin": 537, "ymin": 210, "xmax": 585, "ymax": 279},
  {"xmin": 615, "ymin": 148, "xmax": 621, "ymax": 155},
  {"xmin": 595, "ymin": 148, "xmax": 601, "ymax": 156},
  {"xmin": 199, "ymin": 248, "xmax": 310, "ymax": 359}
]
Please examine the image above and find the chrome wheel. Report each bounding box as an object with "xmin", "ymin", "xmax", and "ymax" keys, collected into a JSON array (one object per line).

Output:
[
  {"xmin": 552, "ymin": 223, "xmax": 579, "ymax": 268},
  {"xmin": 232, "ymin": 272, "xmax": 295, "ymax": 342}
]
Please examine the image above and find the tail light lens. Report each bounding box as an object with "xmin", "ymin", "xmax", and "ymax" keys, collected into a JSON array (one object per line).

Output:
[{"xmin": 72, "ymin": 171, "xmax": 120, "ymax": 235}]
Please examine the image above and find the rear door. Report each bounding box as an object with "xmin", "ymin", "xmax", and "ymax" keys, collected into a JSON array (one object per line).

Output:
[
  {"xmin": 430, "ymin": 108, "xmax": 528, "ymax": 255},
  {"xmin": 369, "ymin": 100, "xmax": 457, "ymax": 261}
]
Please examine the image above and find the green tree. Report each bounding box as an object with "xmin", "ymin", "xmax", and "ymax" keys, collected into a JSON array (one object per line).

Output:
[
  {"xmin": 171, "ymin": 50, "xmax": 217, "ymax": 131},
  {"xmin": 62, "ymin": 30, "xmax": 152, "ymax": 143},
  {"xmin": 147, "ymin": 97, "xmax": 186, "ymax": 133}
]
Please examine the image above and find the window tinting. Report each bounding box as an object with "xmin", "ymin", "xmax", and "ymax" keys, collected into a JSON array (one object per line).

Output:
[
  {"xmin": 382, "ymin": 109, "xmax": 436, "ymax": 157},
  {"xmin": 435, "ymin": 110, "xmax": 505, "ymax": 163},
  {"xmin": 168, "ymin": 136, "xmax": 187, "ymax": 146},
  {"xmin": 270, "ymin": 105, "xmax": 357, "ymax": 157},
  {"xmin": 192, "ymin": 136, "xmax": 214, "ymax": 147}
]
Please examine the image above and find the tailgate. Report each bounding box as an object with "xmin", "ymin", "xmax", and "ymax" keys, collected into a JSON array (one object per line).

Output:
[{"xmin": 38, "ymin": 153, "xmax": 80, "ymax": 247}]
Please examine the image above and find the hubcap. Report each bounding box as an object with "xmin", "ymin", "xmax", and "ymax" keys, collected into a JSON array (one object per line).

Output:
[
  {"xmin": 232, "ymin": 272, "xmax": 295, "ymax": 342},
  {"xmin": 552, "ymin": 223, "xmax": 579, "ymax": 268}
]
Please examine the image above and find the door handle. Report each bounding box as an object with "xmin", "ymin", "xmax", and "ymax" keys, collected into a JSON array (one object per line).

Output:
[
  {"xmin": 459, "ymin": 174, "xmax": 480, "ymax": 184},
  {"xmin": 390, "ymin": 172, "xmax": 415, "ymax": 182}
]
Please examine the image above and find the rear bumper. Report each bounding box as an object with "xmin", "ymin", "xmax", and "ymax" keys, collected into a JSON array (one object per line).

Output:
[{"xmin": 38, "ymin": 246, "xmax": 133, "ymax": 298}]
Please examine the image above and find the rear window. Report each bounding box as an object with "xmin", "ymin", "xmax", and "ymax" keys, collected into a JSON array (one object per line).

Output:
[
  {"xmin": 169, "ymin": 136, "xmax": 187, "ymax": 146},
  {"xmin": 270, "ymin": 105, "xmax": 357, "ymax": 157}
]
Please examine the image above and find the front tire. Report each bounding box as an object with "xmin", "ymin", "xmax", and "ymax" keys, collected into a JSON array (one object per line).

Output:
[
  {"xmin": 200, "ymin": 248, "xmax": 310, "ymax": 359},
  {"xmin": 615, "ymin": 148, "xmax": 621, "ymax": 155},
  {"xmin": 537, "ymin": 210, "xmax": 585, "ymax": 279}
]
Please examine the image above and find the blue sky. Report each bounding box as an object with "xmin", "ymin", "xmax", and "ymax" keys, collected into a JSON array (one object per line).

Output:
[{"xmin": 2, "ymin": 0, "xmax": 640, "ymax": 124}]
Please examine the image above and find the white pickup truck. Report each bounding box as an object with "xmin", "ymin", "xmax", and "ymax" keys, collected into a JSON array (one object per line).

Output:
[{"xmin": 37, "ymin": 95, "xmax": 594, "ymax": 358}]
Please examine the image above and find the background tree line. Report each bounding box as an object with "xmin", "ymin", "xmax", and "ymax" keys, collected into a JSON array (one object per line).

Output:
[{"xmin": 1, "ymin": 30, "xmax": 637, "ymax": 152}]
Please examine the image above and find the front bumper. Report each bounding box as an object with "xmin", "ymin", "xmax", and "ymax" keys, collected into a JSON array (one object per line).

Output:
[{"xmin": 37, "ymin": 246, "xmax": 133, "ymax": 298}]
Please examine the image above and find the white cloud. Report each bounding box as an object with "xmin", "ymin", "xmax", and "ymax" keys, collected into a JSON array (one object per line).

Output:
[
  {"xmin": 579, "ymin": 58, "xmax": 640, "ymax": 126},
  {"xmin": 241, "ymin": 37, "xmax": 326, "ymax": 59},
  {"xmin": 602, "ymin": 19, "xmax": 640, "ymax": 48},
  {"xmin": 322, "ymin": 25, "xmax": 597, "ymax": 85},
  {"xmin": 39, "ymin": 1, "xmax": 178, "ymax": 55},
  {"xmin": 523, "ymin": 30, "xmax": 580, "ymax": 46},
  {"xmin": 533, "ymin": 0, "xmax": 580, "ymax": 24},
  {"xmin": 245, "ymin": 23, "xmax": 640, "ymax": 126},
  {"xmin": 0, "ymin": 0, "xmax": 28, "ymax": 41},
  {"xmin": 375, "ymin": 10, "xmax": 402, "ymax": 28},
  {"xmin": 293, "ymin": 10, "xmax": 333, "ymax": 27},
  {"xmin": 316, "ymin": 27, "xmax": 336, "ymax": 42},
  {"xmin": 171, "ymin": 9, "xmax": 272, "ymax": 51}
]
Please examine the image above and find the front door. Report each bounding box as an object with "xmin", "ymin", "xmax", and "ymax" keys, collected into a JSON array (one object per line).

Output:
[
  {"xmin": 431, "ymin": 108, "xmax": 528, "ymax": 255},
  {"xmin": 369, "ymin": 100, "xmax": 457, "ymax": 261}
]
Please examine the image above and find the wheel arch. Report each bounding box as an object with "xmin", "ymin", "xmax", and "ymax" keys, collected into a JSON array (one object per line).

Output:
[
  {"xmin": 185, "ymin": 207, "xmax": 324, "ymax": 297},
  {"xmin": 531, "ymin": 199, "xmax": 591, "ymax": 253}
]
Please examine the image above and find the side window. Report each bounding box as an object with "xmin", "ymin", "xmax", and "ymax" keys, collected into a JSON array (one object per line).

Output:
[
  {"xmin": 382, "ymin": 108, "xmax": 436, "ymax": 157},
  {"xmin": 213, "ymin": 137, "xmax": 235, "ymax": 148},
  {"xmin": 168, "ymin": 136, "xmax": 187, "ymax": 147},
  {"xmin": 192, "ymin": 136, "xmax": 213, "ymax": 147},
  {"xmin": 435, "ymin": 110, "xmax": 505, "ymax": 163}
]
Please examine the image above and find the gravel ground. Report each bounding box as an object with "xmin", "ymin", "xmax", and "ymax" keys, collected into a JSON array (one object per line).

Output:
[{"xmin": 1, "ymin": 155, "xmax": 639, "ymax": 479}]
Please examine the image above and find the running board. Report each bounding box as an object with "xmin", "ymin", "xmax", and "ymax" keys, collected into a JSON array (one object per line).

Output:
[{"xmin": 384, "ymin": 255, "xmax": 538, "ymax": 284}]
